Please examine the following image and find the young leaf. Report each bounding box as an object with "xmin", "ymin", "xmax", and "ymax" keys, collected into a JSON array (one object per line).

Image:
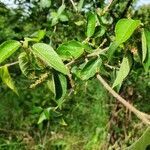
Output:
[
  {"xmin": 32, "ymin": 43, "xmax": 69, "ymax": 75},
  {"xmin": 30, "ymin": 29, "xmax": 46, "ymax": 42},
  {"xmin": 23, "ymin": 30, "xmax": 46, "ymax": 46},
  {"xmin": 38, "ymin": 107, "xmax": 52, "ymax": 124},
  {"xmin": 80, "ymin": 58, "xmax": 101, "ymax": 80},
  {"xmin": 141, "ymin": 29, "xmax": 147, "ymax": 62},
  {"xmin": 112, "ymin": 53, "xmax": 132, "ymax": 88},
  {"xmin": 143, "ymin": 29, "xmax": 150, "ymax": 72},
  {"xmin": 57, "ymin": 40, "xmax": 84, "ymax": 60},
  {"xmin": 0, "ymin": 65, "xmax": 18, "ymax": 94},
  {"xmin": 115, "ymin": 19, "xmax": 141, "ymax": 44},
  {"xmin": 37, "ymin": 30, "xmax": 46, "ymax": 41},
  {"xmin": 127, "ymin": 127, "xmax": 150, "ymax": 150},
  {"xmin": 18, "ymin": 52, "xmax": 36, "ymax": 79},
  {"xmin": 86, "ymin": 12, "xmax": 96, "ymax": 38},
  {"xmin": 0, "ymin": 40, "xmax": 21, "ymax": 64},
  {"xmin": 38, "ymin": 111, "xmax": 46, "ymax": 124}
]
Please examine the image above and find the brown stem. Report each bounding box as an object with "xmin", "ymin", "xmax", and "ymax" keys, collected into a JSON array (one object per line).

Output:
[{"xmin": 96, "ymin": 74, "xmax": 150, "ymax": 125}]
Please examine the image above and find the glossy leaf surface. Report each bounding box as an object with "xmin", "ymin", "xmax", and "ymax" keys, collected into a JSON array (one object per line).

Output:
[
  {"xmin": 0, "ymin": 40, "xmax": 21, "ymax": 64},
  {"xmin": 57, "ymin": 40, "xmax": 84, "ymax": 60},
  {"xmin": 86, "ymin": 12, "xmax": 96, "ymax": 37},
  {"xmin": 32, "ymin": 43, "xmax": 69, "ymax": 75},
  {"xmin": 115, "ymin": 19, "xmax": 141, "ymax": 44}
]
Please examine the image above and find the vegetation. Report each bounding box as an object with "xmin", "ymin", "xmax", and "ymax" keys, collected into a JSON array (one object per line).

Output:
[{"xmin": 0, "ymin": 0, "xmax": 150, "ymax": 149}]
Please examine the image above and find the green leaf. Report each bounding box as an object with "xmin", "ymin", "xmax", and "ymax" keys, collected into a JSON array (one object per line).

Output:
[
  {"xmin": 32, "ymin": 43, "xmax": 69, "ymax": 75},
  {"xmin": 18, "ymin": 52, "xmax": 36, "ymax": 79},
  {"xmin": 86, "ymin": 12, "xmax": 96, "ymax": 38},
  {"xmin": 141, "ymin": 29, "xmax": 147, "ymax": 62},
  {"xmin": 75, "ymin": 20, "xmax": 84, "ymax": 26},
  {"xmin": 59, "ymin": 118, "xmax": 67, "ymax": 126},
  {"xmin": 0, "ymin": 40, "xmax": 21, "ymax": 64},
  {"xmin": 30, "ymin": 29, "xmax": 46, "ymax": 42},
  {"xmin": 77, "ymin": 0, "xmax": 84, "ymax": 12},
  {"xmin": 143, "ymin": 29, "xmax": 150, "ymax": 72},
  {"xmin": 51, "ymin": 12, "xmax": 58, "ymax": 18},
  {"xmin": 115, "ymin": 19, "xmax": 141, "ymax": 44},
  {"xmin": 107, "ymin": 41, "xmax": 119, "ymax": 61},
  {"xmin": 50, "ymin": 4, "xmax": 66, "ymax": 26},
  {"xmin": 127, "ymin": 127, "xmax": 150, "ymax": 150},
  {"xmin": 40, "ymin": 0, "xmax": 51, "ymax": 8},
  {"xmin": 51, "ymin": 17, "xmax": 59, "ymax": 26},
  {"xmin": 54, "ymin": 73, "xmax": 67, "ymax": 100},
  {"xmin": 94, "ymin": 26, "xmax": 106, "ymax": 38},
  {"xmin": 38, "ymin": 111, "xmax": 46, "ymax": 124},
  {"xmin": 57, "ymin": 40, "xmax": 84, "ymax": 60},
  {"xmin": 47, "ymin": 72, "xmax": 67, "ymax": 101},
  {"xmin": 112, "ymin": 53, "xmax": 132, "ymax": 88},
  {"xmin": 101, "ymin": 15, "xmax": 113, "ymax": 25},
  {"xmin": 24, "ymin": 30, "xmax": 46, "ymax": 45},
  {"xmin": 57, "ymin": 4, "xmax": 65, "ymax": 16},
  {"xmin": 107, "ymin": 19, "xmax": 140, "ymax": 61},
  {"xmin": 0, "ymin": 65, "xmax": 18, "ymax": 94},
  {"xmin": 38, "ymin": 107, "xmax": 51, "ymax": 124},
  {"xmin": 49, "ymin": 12, "xmax": 59, "ymax": 26},
  {"xmin": 31, "ymin": 106, "xmax": 43, "ymax": 114},
  {"xmin": 59, "ymin": 14, "xmax": 69, "ymax": 22},
  {"xmin": 80, "ymin": 58, "xmax": 101, "ymax": 80}
]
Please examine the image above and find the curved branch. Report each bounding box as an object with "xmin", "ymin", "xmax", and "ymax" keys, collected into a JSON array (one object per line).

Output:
[{"xmin": 96, "ymin": 74, "xmax": 150, "ymax": 125}]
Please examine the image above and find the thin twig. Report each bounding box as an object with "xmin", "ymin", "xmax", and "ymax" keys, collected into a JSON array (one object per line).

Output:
[
  {"xmin": 99, "ymin": 38, "xmax": 107, "ymax": 47},
  {"xmin": 96, "ymin": 74, "xmax": 150, "ymax": 125},
  {"xmin": 104, "ymin": 64, "xmax": 119, "ymax": 70},
  {"xmin": 82, "ymin": 37, "xmax": 89, "ymax": 44},
  {"xmin": 0, "ymin": 61, "xmax": 19, "ymax": 69},
  {"xmin": 70, "ymin": 0, "xmax": 77, "ymax": 11},
  {"xmin": 103, "ymin": 0, "xmax": 113, "ymax": 14},
  {"xmin": 66, "ymin": 60, "xmax": 75, "ymax": 67},
  {"xmin": 87, "ymin": 47, "xmax": 108, "ymax": 57}
]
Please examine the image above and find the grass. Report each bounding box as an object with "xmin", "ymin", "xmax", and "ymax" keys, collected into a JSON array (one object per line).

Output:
[{"xmin": 0, "ymin": 73, "xmax": 149, "ymax": 149}]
